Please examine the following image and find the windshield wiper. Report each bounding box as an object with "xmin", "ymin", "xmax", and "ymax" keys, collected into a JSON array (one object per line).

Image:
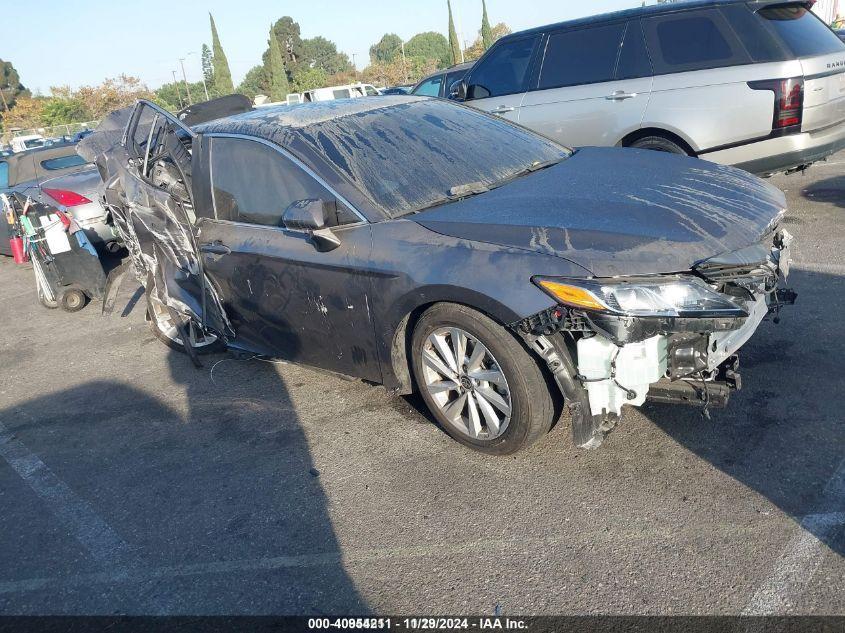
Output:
[{"xmin": 398, "ymin": 156, "xmax": 566, "ymax": 217}]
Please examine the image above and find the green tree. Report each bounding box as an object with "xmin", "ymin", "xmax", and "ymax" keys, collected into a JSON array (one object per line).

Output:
[
  {"xmin": 0, "ymin": 59, "xmax": 29, "ymax": 112},
  {"xmin": 40, "ymin": 98, "xmax": 90, "ymax": 125},
  {"xmin": 405, "ymin": 32, "xmax": 451, "ymax": 69},
  {"xmin": 237, "ymin": 65, "xmax": 268, "ymax": 99},
  {"xmin": 369, "ymin": 33, "xmax": 402, "ymax": 64},
  {"xmin": 301, "ymin": 36, "xmax": 352, "ymax": 75},
  {"xmin": 481, "ymin": 0, "xmax": 493, "ymax": 50},
  {"xmin": 209, "ymin": 13, "xmax": 234, "ymax": 95},
  {"xmin": 291, "ymin": 66, "xmax": 329, "ymax": 93},
  {"xmin": 201, "ymin": 44, "xmax": 215, "ymax": 86},
  {"xmin": 464, "ymin": 22, "xmax": 511, "ymax": 61},
  {"xmin": 447, "ymin": 0, "xmax": 461, "ymax": 65},
  {"xmin": 154, "ymin": 80, "xmax": 207, "ymax": 111},
  {"xmin": 268, "ymin": 26, "xmax": 290, "ymax": 101}
]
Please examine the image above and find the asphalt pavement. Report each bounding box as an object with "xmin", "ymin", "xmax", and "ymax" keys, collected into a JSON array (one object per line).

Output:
[{"xmin": 0, "ymin": 152, "xmax": 843, "ymax": 615}]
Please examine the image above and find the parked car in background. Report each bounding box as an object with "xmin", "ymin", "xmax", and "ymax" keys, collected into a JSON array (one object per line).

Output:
[
  {"xmin": 82, "ymin": 97, "xmax": 794, "ymax": 454},
  {"xmin": 302, "ymin": 83, "xmax": 380, "ymax": 102},
  {"xmin": 834, "ymin": 28, "xmax": 845, "ymax": 42},
  {"xmin": 0, "ymin": 145, "xmax": 117, "ymax": 256},
  {"xmin": 451, "ymin": 0, "xmax": 845, "ymax": 177},
  {"xmin": 380, "ymin": 85, "xmax": 413, "ymax": 95},
  {"xmin": 11, "ymin": 135, "xmax": 46, "ymax": 153},
  {"xmin": 412, "ymin": 62, "xmax": 474, "ymax": 98}
]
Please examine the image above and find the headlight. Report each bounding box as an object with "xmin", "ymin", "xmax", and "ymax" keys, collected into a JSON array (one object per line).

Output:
[{"xmin": 534, "ymin": 275, "xmax": 748, "ymax": 318}]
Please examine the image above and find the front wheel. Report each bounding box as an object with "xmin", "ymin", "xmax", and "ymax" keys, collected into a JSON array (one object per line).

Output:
[
  {"xmin": 411, "ymin": 304, "xmax": 555, "ymax": 455},
  {"xmin": 145, "ymin": 289, "xmax": 224, "ymax": 355}
]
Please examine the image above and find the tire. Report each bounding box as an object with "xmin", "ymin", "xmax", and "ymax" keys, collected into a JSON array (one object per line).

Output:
[
  {"xmin": 144, "ymin": 285, "xmax": 224, "ymax": 355},
  {"xmin": 411, "ymin": 303, "xmax": 555, "ymax": 455},
  {"xmin": 59, "ymin": 288, "xmax": 87, "ymax": 313},
  {"xmin": 628, "ymin": 135, "xmax": 690, "ymax": 155}
]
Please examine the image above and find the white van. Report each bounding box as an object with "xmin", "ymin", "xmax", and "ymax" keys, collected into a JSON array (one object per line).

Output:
[
  {"xmin": 302, "ymin": 83, "xmax": 380, "ymax": 102},
  {"xmin": 11, "ymin": 135, "xmax": 46, "ymax": 153}
]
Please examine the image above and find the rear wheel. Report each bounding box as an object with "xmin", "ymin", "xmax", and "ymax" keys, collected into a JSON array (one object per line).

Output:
[
  {"xmin": 628, "ymin": 135, "xmax": 690, "ymax": 155},
  {"xmin": 59, "ymin": 288, "xmax": 87, "ymax": 313},
  {"xmin": 411, "ymin": 304, "xmax": 555, "ymax": 455},
  {"xmin": 145, "ymin": 290, "xmax": 223, "ymax": 355}
]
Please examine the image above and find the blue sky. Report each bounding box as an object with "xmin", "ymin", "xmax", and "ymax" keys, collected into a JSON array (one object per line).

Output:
[{"xmin": 5, "ymin": 0, "xmax": 644, "ymax": 94}]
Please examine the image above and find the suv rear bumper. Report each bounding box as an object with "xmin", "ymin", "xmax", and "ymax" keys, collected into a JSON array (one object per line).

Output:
[{"xmin": 698, "ymin": 120, "xmax": 845, "ymax": 176}]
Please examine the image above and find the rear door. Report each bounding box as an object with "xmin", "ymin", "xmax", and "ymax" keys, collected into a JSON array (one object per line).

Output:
[
  {"xmin": 519, "ymin": 20, "xmax": 653, "ymax": 148},
  {"xmin": 755, "ymin": 3, "xmax": 845, "ymax": 132},
  {"xmin": 463, "ymin": 34, "xmax": 542, "ymax": 123},
  {"xmin": 194, "ymin": 134, "xmax": 382, "ymax": 381}
]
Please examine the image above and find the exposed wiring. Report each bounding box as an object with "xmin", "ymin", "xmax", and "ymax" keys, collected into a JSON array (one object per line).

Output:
[
  {"xmin": 209, "ymin": 354, "xmax": 289, "ymax": 386},
  {"xmin": 576, "ymin": 346, "xmax": 638, "ymax": 401}
]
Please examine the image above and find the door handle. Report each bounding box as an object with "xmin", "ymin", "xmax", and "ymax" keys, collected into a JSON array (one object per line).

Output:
[
  {"xmin": 200, "ymin": 241, "xmax": 231, "ymax": 255},
  {"xmin": 606, "ymin": 91, "xmax": 637, "ymax": 101},
  {"xmin": 491, "ymin": 105, "xmax": 515, "ymax": 114}
]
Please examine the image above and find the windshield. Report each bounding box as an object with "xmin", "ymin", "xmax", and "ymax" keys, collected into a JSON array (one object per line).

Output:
[
  {"xmin": 24, "ymin": 139, "xmax": 45, "ymax": 149},
  {"xmin": 296, "ymin": 99, "xmax": 570, "ymax": 216}
]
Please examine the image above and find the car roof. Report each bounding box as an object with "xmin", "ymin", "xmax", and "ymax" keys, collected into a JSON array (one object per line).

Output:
[
  {"xmin": 1, "ymin": 144, "xmax": 88, "ymax": 187},
  {"xmin": 195, "ymin": 95, "xmax": 426, "ymax": 136},
  {"xmin": 498, "ymin": 0, "xmax": 811, "ymax": 40}
]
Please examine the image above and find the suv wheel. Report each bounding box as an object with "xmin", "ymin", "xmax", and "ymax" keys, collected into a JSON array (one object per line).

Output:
[
  {"xmin": 411, "ymin": 303, "xmax": 555, "ymax": 455},
  {"xmin": 629, "ymin": 135, "xmax": 690, "ymax": 155}
]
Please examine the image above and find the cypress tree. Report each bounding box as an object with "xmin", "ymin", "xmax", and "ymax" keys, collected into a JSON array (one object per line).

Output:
[
  {"xmin": 447, "ymin": 0, "xmax": 461, "ymax": 65},
  {"xmin": 268, "ymin": 26, "xmax": 290, "ymax": 102},
  {"xmin": 209, "ymin": 13, "xmax": 234, "ymax": 95},
  {"xmin": 481, "ymin": 0, "xmax": 493, "ymax": 50}
]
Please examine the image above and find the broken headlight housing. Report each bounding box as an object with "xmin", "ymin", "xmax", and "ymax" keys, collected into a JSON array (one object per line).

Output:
[{"xmin": 533, "ymin": 275, "xmax": 748, "ymax": 318}]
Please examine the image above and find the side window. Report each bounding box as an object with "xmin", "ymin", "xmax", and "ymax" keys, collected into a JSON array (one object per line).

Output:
[
  {"xmin": 0, "ymin": 161, "xmax": 8, "ymax": 190},
  {"xmin": 466, "ymin": 35, "xmax": 540, "ymax": 99},
  {"xmin": 333, "ymin": 88, "xmax": 351, "ymax": 99},
  {"xmin": 719, "ymin": 4, "xmax": 790, "ymax": 63},
  {"xmin": 538, "ymin": 24, "xmax": 625, "ymax": 90},
  {"xmin": 644, "ymin": 9, "xmax": 750, "ymax": 75},
  {"xmin": 365, "ymin": 85, "xmax": 379, "ymax": 96},
  {"xmin": 617, "ymin": 21, "xmax": 653, "ymax": 80},
  {"xmin": 209, "ymin": 137, "xmax": 357, "ymax": 228},
  {"xmin": 413, "ymin": 76, "xmax": 443, "ymax": 97}
]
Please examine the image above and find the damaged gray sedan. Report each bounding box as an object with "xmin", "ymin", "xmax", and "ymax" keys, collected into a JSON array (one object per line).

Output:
[{"xmin": 80, "ymin": 96, "xmax": 795, "ymax": 454}]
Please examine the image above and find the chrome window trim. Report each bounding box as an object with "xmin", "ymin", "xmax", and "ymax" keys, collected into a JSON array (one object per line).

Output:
[{"xmin": 204, "ymin": 132, "xmax": 368, "ymax": 226}]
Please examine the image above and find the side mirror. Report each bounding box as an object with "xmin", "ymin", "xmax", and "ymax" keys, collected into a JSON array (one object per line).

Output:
[
  {"xmin": 282, "ymin": 198, "xmax": 330, "ymax": 231},
  {"xmin": 449, "ymin": 80, "xmax": 467, "ymax": 101},
  {"xmin": 282, "ymin": 198, "xmax": 341, "ymax": 252}
]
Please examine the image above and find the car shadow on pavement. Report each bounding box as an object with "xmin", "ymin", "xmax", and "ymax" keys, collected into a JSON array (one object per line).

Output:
[
  {"xmin": 0, "ymin": 363, "xmax": 366, "ymax": 613},
  {"xmin": 641, "ymin": 268, "xmax": 845, "ymax": 559},
  {"xmin": 801, "ymin": 174, "xmax": 845, "ymax": 208}
]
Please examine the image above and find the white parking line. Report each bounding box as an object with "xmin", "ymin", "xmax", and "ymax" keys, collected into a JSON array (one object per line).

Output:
[
  {"xmin": 0, "ymin": 420, "xmax": 134, "ymax": 569},
  {"xmin": 743, "ymin": 458, "xmax": 845, "ymax": 615}
]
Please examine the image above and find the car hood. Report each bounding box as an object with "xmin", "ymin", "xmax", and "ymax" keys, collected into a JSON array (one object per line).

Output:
[{"xmin": 412, "ymin": 147, "xmax": 786, "ymax": 276}]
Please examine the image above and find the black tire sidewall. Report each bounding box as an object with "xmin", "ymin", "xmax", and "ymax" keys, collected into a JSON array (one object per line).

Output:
[
  {"xmin": 630, "ymin": 136, "xmax": 689, "ymax": 155},
  {"xmin": 411, "ymin": 304, "xmax": 553, "ymax": 455}
]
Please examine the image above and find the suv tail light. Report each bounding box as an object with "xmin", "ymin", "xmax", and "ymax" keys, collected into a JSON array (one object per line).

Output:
[
  {"xmin": 748, "ymin": 77, "xmax": 804, "ymax": 134},
  {"xmin": 42, "ymin": 188, "xmax": 92, "ymax": 207}
]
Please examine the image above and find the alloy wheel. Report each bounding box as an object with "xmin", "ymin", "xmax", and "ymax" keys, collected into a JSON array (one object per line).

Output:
[{"xmin": 420, "ymin": 327, "xmax": 512, "ymax": 440}]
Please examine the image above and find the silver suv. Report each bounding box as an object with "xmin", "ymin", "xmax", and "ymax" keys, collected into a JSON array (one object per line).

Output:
[{"xmin": 452, "ymin": 0, "xmax": 845, "ymax": 176}]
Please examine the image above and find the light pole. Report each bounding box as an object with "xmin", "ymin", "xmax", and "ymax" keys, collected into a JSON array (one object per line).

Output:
[
  {"xmin": 171, "ymin": 70, "xmax": 184, "ymax": 109},
  {"xmin": 179, "ymin": 58, "xmax": 193, "ymax": 105}
]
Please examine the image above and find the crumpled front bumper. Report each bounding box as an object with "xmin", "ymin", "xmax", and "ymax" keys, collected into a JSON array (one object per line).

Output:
[{"xmin": 515, "ymin": 230, "xmax": 796, "ymax": 449}]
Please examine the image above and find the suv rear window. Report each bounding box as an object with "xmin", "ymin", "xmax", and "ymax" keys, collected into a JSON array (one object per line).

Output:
[{"xmin": 757, "ymin": 5, "xmax": 845, "ymax": 58}]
